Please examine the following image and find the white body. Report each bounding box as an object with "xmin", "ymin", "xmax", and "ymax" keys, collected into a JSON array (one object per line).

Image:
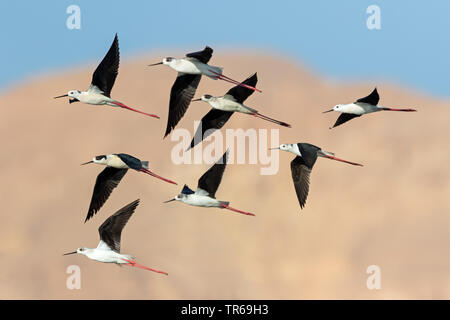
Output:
[
  {"xmin": 203, "ymin": 96, "xmax": 257, "ymax": 114},
  {"xmin": 177, "ymin": 189, "xmax": 223, "ymax": 208},
  {"xmin": 164, "ymin": 58, "xmax": 223, "ymax": 79},
  {"xmin": 92, "ymin": 154, "xmax": 129, "ymax": 169},
  {"xmin": 77, "ymin": 241, "xmax": 132, "ymax": 264},
  {"xmin": 333, "ymin": 103, "xmax": 381, "ymax": 115},
  {"xmin": 67, "ymin": 86, "xmax": 117, "ymax": 106}
]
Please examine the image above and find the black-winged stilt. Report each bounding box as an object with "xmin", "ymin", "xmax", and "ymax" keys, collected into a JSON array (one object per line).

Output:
[
  {"xmin": 149, "ymin": 46, "xmax": 261, "ymax": 137},
  {"xmin": 271, "ymin": 143, "xmax": 363, "ymax": 209},
  {"xmin": 188, "ymin": 73, "xmax": 290, "ymax": 149},
  {"xmin": 64, "ymin": 199, "xmax": 168, "ymax": 275},
  {"xmin": 82, "ymin": 153, "xmax": 177, "ymax": 222},
  {"xmin": 163, "ymin": 150, "xmax": 254, "ymax": 216},
  {"xmin": 323, "ymin": 88, "xmax": 417, "ymax": 128},
  {"xmin": 54, "ymin": 34, "xmax": 159, "ymax": 119}
]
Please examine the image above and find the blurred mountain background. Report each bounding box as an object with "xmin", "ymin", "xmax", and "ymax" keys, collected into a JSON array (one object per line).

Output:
[{"xmin": 0, "ymin": 51, "xmax": 449, "ymax": 299}]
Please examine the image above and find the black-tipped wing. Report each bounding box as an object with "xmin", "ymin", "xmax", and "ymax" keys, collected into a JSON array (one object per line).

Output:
[
  {"xmin": 98, "ymin": 199, "xmax": 139, "ymax": 253},
  {"xmin": 91, "ymin": 34, "xmax": 120, "ymax": 97},
  {"xmin": 164, "ymin": 74, "xmax": 201, "ymax": 137},
  {"xmin": 85, "ymin": 167, "xmax": 128, "ymax": 222},
  {"xmin": 197, "ymin": 150, "xmax": 228, "ymax": 198},
  {"xmin": 331, "ymin": 113, "xmax": 361, "ymax": 128},
  {"xmin": 186, "ymin": 46, "xmax": 213, "ymax": 64},
  {"xmin": 188, "ymin": 109, "xmax": 234, "ymax": 149},
  {"xmin": 225, "ymin": 73, "xmax": 258, "ymax": 103},
  {"xmin": 290, "ymin": 157, "xmax": 312, "ymax": 209},
  {"xmin": 356, "ymin": 88, "xmax": 379, "ymax": 105}
]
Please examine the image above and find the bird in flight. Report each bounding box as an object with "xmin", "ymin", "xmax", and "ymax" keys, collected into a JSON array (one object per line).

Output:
[
  {"xmin": 323, "ymin": 88, "xmax": 417, "ymax": 128},
  {"xmin": 54, "ymin": 34, "xmax": 159, "ymax": 119},
  {"xmin": 82, "ymin": 153, "xmax": 177, "ymax": 222},
  {"xmin": 271, "ymin": 143, "xmax": 362, "ymax": 209},
  {"xmin": 64, "ymin": 199, "xmax": 168, "ymax": 275},
  {"xmin": 149, "ymin": 46, "xmax": 261, "ymax": 138},
  {"xmin": 164, "ymin": 150, "xmax": 254, "ymax": 216},
  {"xmin": 191, "ymin": 72, "xmax": 290, "ymax": 147}
]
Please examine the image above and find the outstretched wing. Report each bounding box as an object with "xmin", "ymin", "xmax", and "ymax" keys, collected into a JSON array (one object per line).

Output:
[
  {"xmin": 224, "ymin": 73, "xmax": 258, "ymax": 103},
  {"xmin": 186, "ymin": 46, "xmax": 213, "ymax": 64},
  {"xmin": 188, "ymin": 109, "xmax": 234, "ymax": 149},
  {"xmin": 85, "ymin": 167, "xmax": 128, "ymax": 222},
  {"xmin": 91, "ymin": 34, "xmax": 120, "ymax": 97},
  {"xmin": 98, "ymin": 199, "xmax": 140, "ymax": 253},
  {"xmin": 164, "ymin": 74, "xmax": 201, "ymax": 137},
  {"xmin": 356, "ymin": 88, "xmax": 379, "ymax": 106},
  {"xmin": 290, "ymin": 156, "xmax": 312, "ymax": 209},
  {"xmin": 331, "ymin": 113, "xmax": 361, "ymax": 128},
  {"xmin": 197, "ymin": 150, "xmax": 228, "ymax": 198}
]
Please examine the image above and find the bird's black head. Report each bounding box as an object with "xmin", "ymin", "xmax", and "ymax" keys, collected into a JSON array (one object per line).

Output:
[{"xmin": 95, "ymin": 155, "xmax": 107, "ymax": 161}]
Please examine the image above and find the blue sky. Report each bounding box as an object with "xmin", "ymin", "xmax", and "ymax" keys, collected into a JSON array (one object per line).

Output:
[{"xmin": 1, "ymin": 1, "xmax": 449, "ymax": 97}]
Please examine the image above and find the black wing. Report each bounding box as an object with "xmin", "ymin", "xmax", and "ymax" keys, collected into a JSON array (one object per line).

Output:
[
  {"xmin": 290, "ymin": 156, "xmax": 312, "ymax": 209},
  {"xmin": 188, "ymin": 109, "xmax": 234, "ymax": 150},
  {"xmin": 116, "ymin": 153, "xmax": 142, "ymax": 170},
  {"xmin": 197, "ymin": 150, "xmax": 228, "ymax": 198},
  {"xmin": 98, "ymin": 199, "xmax": 140, "ymax": 253},
  {"xmin": 164, "ymin": 74, "xmax": 201, "ymax": 137},
  {"xmin": 356, "ymin": 88, "xmax": 379, "ymax": 105},
  {"xmin": 331, "ymin": 113, "xmax": 361, "ymax": 128},
  {"xmin": 85, "ymin": 167, "xmax": 128, "ymax": 222},
  {"xmin": 225, "ymin": 73, "xmax": 258, "ymax": 103},
  {"xmin": 91, "ymin": 34, "xmax": 120, "ymax": 97},
  {"xmin": 186, "ymin": 46, "xmax": 213, "ymax": 64}
]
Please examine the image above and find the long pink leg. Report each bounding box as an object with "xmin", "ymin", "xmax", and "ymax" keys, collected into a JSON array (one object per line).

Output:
[
  {"xmin": 122, "ymin": 258, "xmax": 168, "ymax": 275},
  {"xmin": 381, "ymin": 107, "xmax": 417, "ymax": 112},
  {"xmin": 111, "ymin": 101, "xmax": 160, "ymax": 118},
  {"xmin": 220, "ymin": 203, "xmax": 255, "ymax": 216},
  {"xmin": 252, "ymin": 113, "xmax": 291, "ymax": 127},
  {"xmin": 207, "ymin": 69, "xmax": 262, "ymax": 92},
  {"xmin": 325, "ymin": 155, "xmax": 363, "ymax": 166},
  {"xmin": 140, "ymin": 168, "xmax": 177, "ymax": 185}
]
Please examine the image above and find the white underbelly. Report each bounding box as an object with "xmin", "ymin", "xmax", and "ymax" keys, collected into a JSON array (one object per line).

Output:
[
  {"xmin": 106, "ymin": 155, "xmax": 129, "ymax": 169},
  {"xmin": 211, "ymin": 99, "xmax": 253, "ymax": 113},
  {"xmin": 174, "ymin": 60, "xmax": 202, "ymax": 74},
  {"xmin": 79, "ymin": 92, "xmax": 109, "ymax": 105},
  {"xmin": 183, "ymin": 194, "xmax": 221, "ymax": 207}
]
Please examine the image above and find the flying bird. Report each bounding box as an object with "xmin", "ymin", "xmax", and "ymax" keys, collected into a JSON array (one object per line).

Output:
[
  {"xmin": 149, "ymin": 46, "xmax": 261, "ymax": 137},
  {"xmin": 164, "ymin": 150, "xmax": 254, "ymax": 216},
  {"xmin": 64, "ymin": 199, "xmax": 168, "ymax": 275},
  {"xmin": 191, "ymin": 73, "xmax": 290, "ymax": 146},
  {"xmin": 323, "ymin": 88, "xmax": 417, "ymax": 128},
  {"xmin": 54, "ymin": 34, "xmax": 159, "ymax": 119},
  {"xmin": 271, "ymin": 143, "xmax": 362, "ymax": 209},
  {"xmin": 82, "ymin": 153, "xmax": 177, "ymax": 222}
]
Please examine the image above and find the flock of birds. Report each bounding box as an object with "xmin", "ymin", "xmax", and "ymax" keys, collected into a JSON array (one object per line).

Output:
[{"xmin": 56, "ymin": 34, "xmax": 417, "ymax": 275}]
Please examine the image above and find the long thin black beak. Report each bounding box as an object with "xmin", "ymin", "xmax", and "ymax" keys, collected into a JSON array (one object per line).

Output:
[
  {"xmin": 163, "ymin": 198, "xmax": 176, "ymax": 203},
  {"xmin": 81, "ymin": 160, "xmax": 93, "ymax": 166},
  {"xmin": 148, "ymin": 62, "xmax": 163, "ymax": 66},
  {"xmin": 323, "ymin": 109, "xmax": 334, "ymax": 113},
  {"xmin": 191, "ymin": 98, "xmax": 202, "ymax": 102},
  {"xmin": 54, "ymin": 94, "xmax": 69, "ymax": 99},
  {"xmin": 63, "ymin": 251, "xmax": 77, "ymax": 256}
]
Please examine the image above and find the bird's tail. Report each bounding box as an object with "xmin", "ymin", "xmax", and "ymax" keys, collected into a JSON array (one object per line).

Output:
[
  {"xmin": 205, "ymin": 65, "xmax": 223, "ymax": 79},
  {"xmin": 141, "ymin": 161, "xmax": 149, "ymax": 169}
]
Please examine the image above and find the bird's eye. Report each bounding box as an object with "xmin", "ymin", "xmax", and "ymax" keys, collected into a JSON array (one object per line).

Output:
[
  {"xmin": 204, "ymin": 95, "xmax": 211, "ymax": 99},
  {"xmin": 79, "ymin": 248, "xmax": 84, "ymax": 252},
  {"xmin": 166, "ymin": 57, "xmax": 172, "ymax": 62},
  {"xmin": 95, "ymin": 155, "xmax": 106, "ymax": 160}
]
